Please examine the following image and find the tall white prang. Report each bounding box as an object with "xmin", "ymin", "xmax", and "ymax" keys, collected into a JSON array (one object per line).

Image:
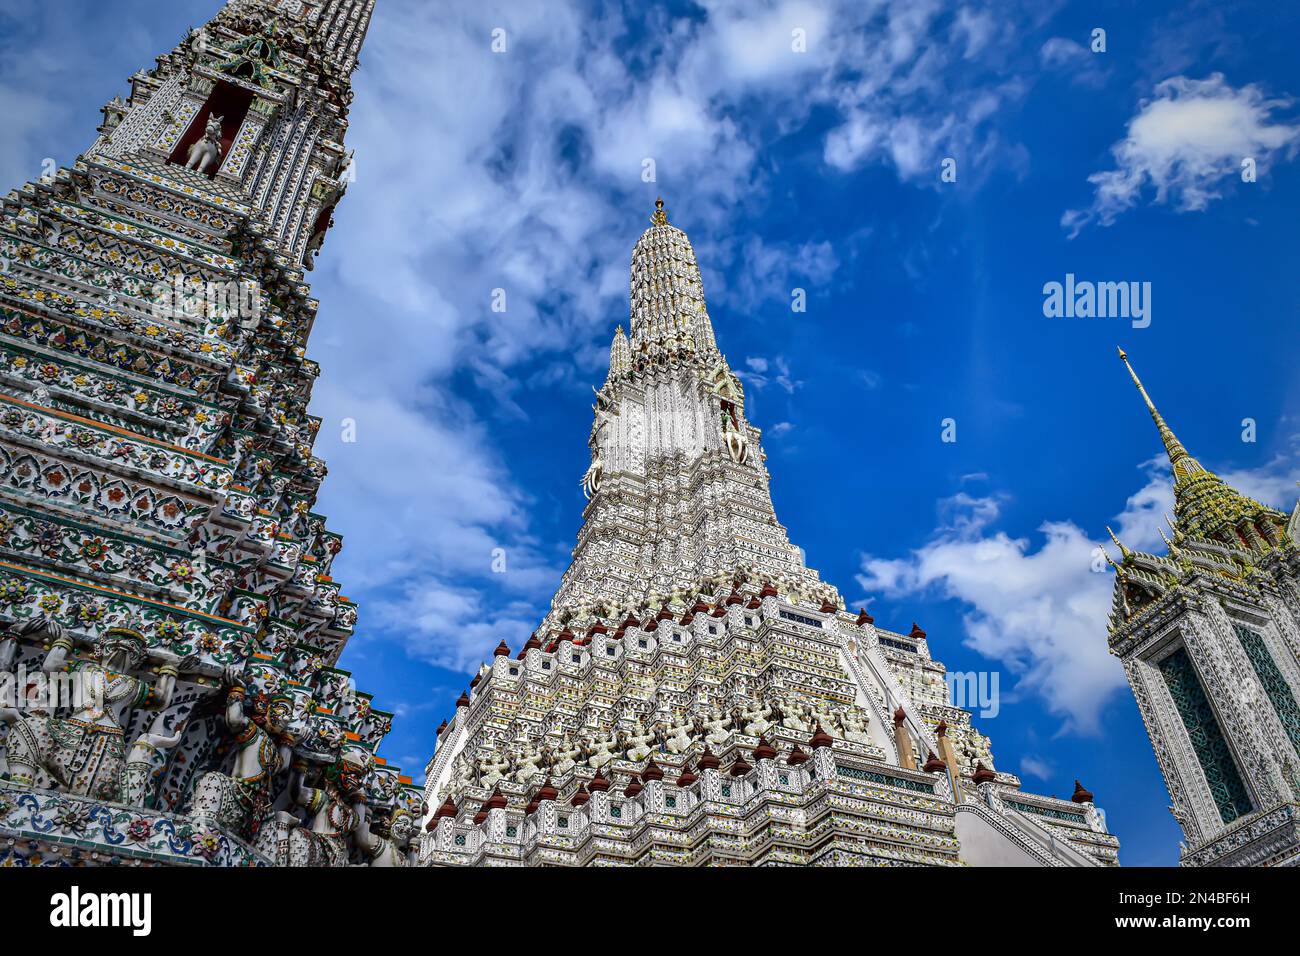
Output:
[{"xmin": 419, "ymin": 200, "xmax": 1121, "ymax": 868}]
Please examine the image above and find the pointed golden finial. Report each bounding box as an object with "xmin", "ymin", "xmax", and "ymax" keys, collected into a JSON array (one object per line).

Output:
[
  {"xmin": 1098, "ymin": 542, "xmax": 1122, "ymax": 572},
  {"xmin": 651, "ymin": 196, "xmax": 668, "ymax": 227},
  {"xmin": 1116, "ymin": 346, "xmax": 1201, "ymax": 477},
  {"xmin": 1158, "ymin": 525, "xmax": 1174, "ymax": 550},
  {"xmin": 1106, "ymin": 525, "xmax": 1132, "ymax": 559}
]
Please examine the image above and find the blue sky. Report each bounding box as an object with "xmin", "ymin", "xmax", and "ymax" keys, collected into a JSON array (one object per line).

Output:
[{"xmin": 3, "ymin": 0, "xmax": 1299, "ymax": 865}]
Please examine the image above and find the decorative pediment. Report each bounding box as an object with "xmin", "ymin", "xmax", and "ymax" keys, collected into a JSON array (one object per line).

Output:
[
  {"xmin": 706, "ymin": 360, "xmax": 742, "ymax": 401},
  {"xmin": 214, "ymin": 33, "xmax": 287, "ymax": 90}
]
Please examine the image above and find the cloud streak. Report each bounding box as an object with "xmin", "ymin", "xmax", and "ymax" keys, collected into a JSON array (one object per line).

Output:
[
  {"xmin": 1063, "ymin": 73, "xmax": 1300, "ymax": 236},
  {"xmin": 857, "ymin": 448, "xmax": 1299, "ymax": 734}
]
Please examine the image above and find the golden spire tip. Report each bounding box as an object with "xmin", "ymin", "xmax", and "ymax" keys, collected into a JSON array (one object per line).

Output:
[
  {"xmin": 1116, "ymin": 346, "xmax": 1196, "ymax": 471},
  {"xmin": 650, "ymin": 196, "xmax": 668, "ymax": 226},
  {"xmin": 1098, "ymin": 542, "xmax": 1120, "ymax": 571}
]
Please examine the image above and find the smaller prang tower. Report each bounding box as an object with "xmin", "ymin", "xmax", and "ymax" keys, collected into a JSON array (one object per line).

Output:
[
  {"xmin": 1107, "ymin": 348, "xmax": 1300, "ymax": 867},
  {"xmin": 0, "ymin": 0, "xmax": 421, "ymax": 868}
]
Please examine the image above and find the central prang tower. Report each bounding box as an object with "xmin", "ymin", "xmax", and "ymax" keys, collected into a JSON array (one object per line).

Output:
[
  {"xmin": 420, "ymin": 200, "xmax": 1121, "ymax": 867},
  {"xmin": 551, "ymin": 198, "xmax": 830, "ymax": 625}
]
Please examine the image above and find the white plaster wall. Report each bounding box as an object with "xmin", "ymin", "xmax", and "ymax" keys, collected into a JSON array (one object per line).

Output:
[{"xmin": 954, "ymin": 808, "xmax": 1048, "ymax": 867}]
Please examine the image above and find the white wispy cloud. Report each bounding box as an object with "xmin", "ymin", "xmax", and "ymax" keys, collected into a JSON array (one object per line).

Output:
[
  {"xmin": 1019, "ymin": 754, "xmax": 1054, "ymax": 781},
  {"xmin": 17, "ymin": 1, "xmax": 1284, "ymax": 698},
  {"xmin": 1062, "ymin": 73, "xmax": 1300, "ymax": 236},
  {"xmin": 738, "ymin": 355, "xmax": 800, "ymax": 393},
  {"xmin": 723, "ymin": 235, "xmax": 839, "ymax": 313},
  {"xmin": 1038, "ymin": 36, "xmax": 1108, "ymax": 89},
  {"xmin": 856, "ymin": 448, "xmax": 1299, "ymax": 735},
  {"xmin": 1038, "ymin": 36, "xmax": 1089, "ymax": 70},
  {"xmin": 821, "ymin": 2, "xmax": 1032, "ymax": 183}
]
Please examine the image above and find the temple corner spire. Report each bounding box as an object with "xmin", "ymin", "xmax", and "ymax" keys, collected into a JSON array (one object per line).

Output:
[
  {"xmin": 1116, "ymin": 346, "xmax": 1200, "ymax": 477},
  {"xmin": 1105, "ymin": 350, "xmax": 1300, "ymax": 866},
  {"xmin": 607, "ymin": 324, "xmax": 630, "ymax": 380}
]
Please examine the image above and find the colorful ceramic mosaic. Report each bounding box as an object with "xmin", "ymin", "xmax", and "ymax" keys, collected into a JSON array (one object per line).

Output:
[{"xmin": 0, "ymin": 0, "xmax": 422, "ymax": 868}]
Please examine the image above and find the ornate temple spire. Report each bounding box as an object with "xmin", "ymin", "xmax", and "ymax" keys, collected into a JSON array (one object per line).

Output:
[
  {"xmin": 1107, "ymin": 357, "xmax": 1300, "ymax": 865},
  {"xmin": 82, "ymin": 0, "xmax": 375, "ymax": 269},
  {"xmin": 1116, "ymin": 347, "xmax": 1204, "ymax": 480},
  {"xmin": 1105, "ymin": 525, "xmax": 1132, "ymax": 560},
  {"xmin": 607, "ymin": 325, "xmax": 631, "ymax": 382},
  {"xmin": 547, "ymin": 200, "xmax": 830, "ymax": 621},
  {"xmin": 0, "ymin": 0, "xmax": 424, "ymax": 866},
  {"xmin": 1117, "ymin": 347, "xmax": 1287, "ymax": 548},
  {"xmin": 421, "ymin": 202, "xmax": 1123, "ymax": 869},
  {"xmin": 629, "ymin": 197, "xmax": 718, "ymax": 358}
]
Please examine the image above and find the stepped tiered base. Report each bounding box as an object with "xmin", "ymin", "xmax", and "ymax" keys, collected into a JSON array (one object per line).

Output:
[{"xmin": 420, "ymin": 580, "xmax": 1120, "ymax": 867}]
